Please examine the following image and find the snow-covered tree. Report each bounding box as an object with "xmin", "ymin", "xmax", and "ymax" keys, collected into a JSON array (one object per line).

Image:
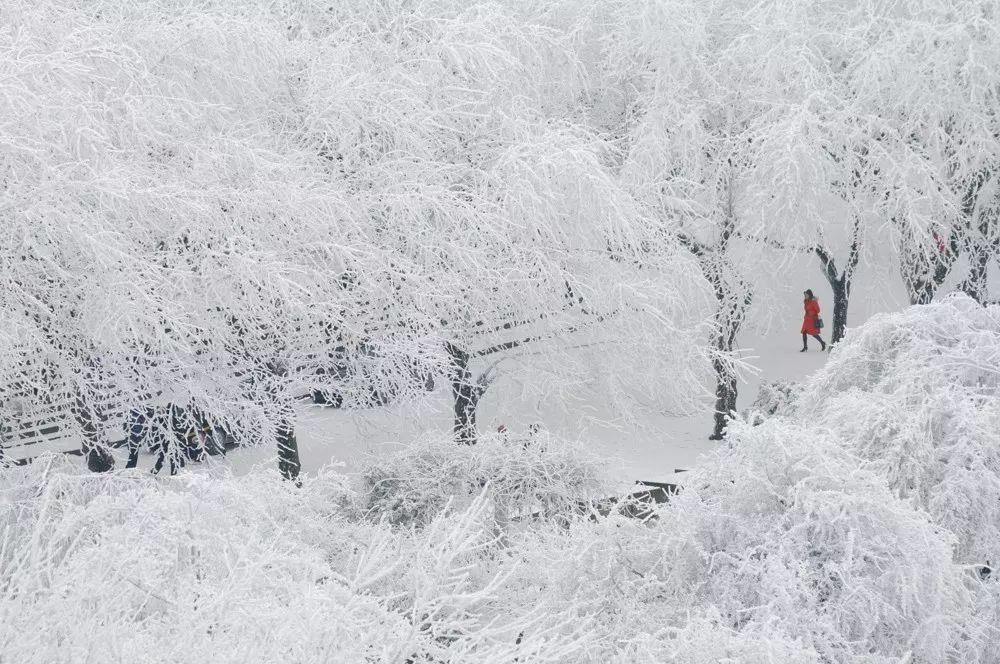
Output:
[
  {"xmin": 586, "ymin": 0, "xmax": 817, "ymax": 437},
  {"xmin": 845, "ymin": 0, "xmax": 1000, "ymax": 303},
  {"xmin": 591, "ymin": 0, "xmax": 998, "ymax": 368},
  {"xmin": 1, "ymin": 0, "xmax": 716, "ymax": 477},
  {"xmin": 283, "ymin": 0, "xmax": 715, "ymax": 444},
  {"xmin": 0, "ymin": 1, "xmax": 446, "ymax": 477}
]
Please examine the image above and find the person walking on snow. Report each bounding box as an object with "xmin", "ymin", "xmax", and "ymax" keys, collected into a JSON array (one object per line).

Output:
[{"xmin": 800, "ymin": 289, "xmax": 827, "ymax": 352}]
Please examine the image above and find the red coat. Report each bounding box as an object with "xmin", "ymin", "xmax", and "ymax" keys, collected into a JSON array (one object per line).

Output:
[{"xmin": 801, "ymin": 298, "xmax": 821, "ymax": 335}]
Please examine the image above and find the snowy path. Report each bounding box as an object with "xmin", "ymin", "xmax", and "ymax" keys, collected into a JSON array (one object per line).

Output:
[
  {"xmin": 221, "ymin": 332, "xmax": 833, "ymax": 486},
  {"xmin": 2, "ymin": 326, "xmax": 842, "ymax": 485}
]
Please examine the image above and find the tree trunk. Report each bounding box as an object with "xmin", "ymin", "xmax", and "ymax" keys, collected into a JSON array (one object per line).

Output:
[
  {"xmin": 830, "ymin": 278, "xmax": 849, "ymax": 344},
  {"xmin": 963, "ymin": 243, "xmax": 991, "ymax": 304},
  {"xmin": 448, "ymin": 344, "xmax": 479, "ymax": 445},
  {"xmin": 710, "ymin": 356, "xmax": 738, "ymax": 441},
  {"xmin": 276, "ymin": 419, "xmax": 301, "ymax": 484},
  {"xmin": 903, "ymin": 277, "xmax": 935, "ymax": 306},
  {"xmin": 0, "ymin": 414, "xmax": 8, "ymax": 464},
  {"xmin": 815, "ymin": 225, "xmax": 860, "ymax": 346},
  {"xmin": 958, "ymin": 168, "xmax": 998, "ymax": 304},
  {"xmin": 262, "ymin": 361, "xmax": 302, "ymax": 483},
  {"xmin": 678, "ymin": 182, "xmax": 749, "ymax": 442},
  {"xmin": 707, "ymin": 275, "xmax": 751, "ymax": 441},
  {"xmin": 898, "ymin": 226, "xmax": 957, "ymax": 305}
]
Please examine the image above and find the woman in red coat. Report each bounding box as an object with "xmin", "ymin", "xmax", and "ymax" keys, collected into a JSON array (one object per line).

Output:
[{"xmin": 800, "ymin": 289, "xmax": 827, "ymax": 352}]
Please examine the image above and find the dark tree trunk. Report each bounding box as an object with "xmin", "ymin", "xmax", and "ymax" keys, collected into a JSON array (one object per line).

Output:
[
  {"xmin": 906, "ymin": 279, "xmax": 936, "ymax": 306},
  {"xmin": 902, "ymin": 262, "xmax": 947, "ymax": 306},
  {"xmin": 263, "ymin": 360, "xmax": 302, "ymax": 483},
  {"xmin": 897, "ymin": 220, "xmax": 959, "ymax": 305},
  {"xmin": 815, "ymin": 216, "xmax": 861, "ymax": 346},
  {"xmin": 706, "ymin": 266, "xmax": 751, "ymax": 441},
  {"xmin": 679, "ymin": 177, "xmax": 750, "ymax": 442},
  {"xmin": 963, "ymin": 242, "xmax": 992, "ymax": 304},
  {"xmin": 276, "ymin": 419, "xmax": 301, "ymax": 484},
  {"xmin": 958, "ymin": 168, "xmax": 998, "ymax": 304},
  {"xmin": 710, "ymin": 357, "xmax": 738, "ymax": 441},
  {"xmin": 448, "ymin": 344, "xmax": 479, "ymax": 445},
  {"xmin": 707, "ymin": 294, "xmax": 750, "ymax": 441},
  {"xmin": 830, "ymin": 278, "xmax": 849, "ymax": 344}
]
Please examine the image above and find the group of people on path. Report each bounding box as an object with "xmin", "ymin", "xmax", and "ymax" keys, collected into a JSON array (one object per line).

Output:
[
  {"xmin": 800, "ymin": 289, "xmax": 828, "ymax": 352},
  {"xmin": 125, "ymin": 404, "xmax": 230, "ymax": 475}
]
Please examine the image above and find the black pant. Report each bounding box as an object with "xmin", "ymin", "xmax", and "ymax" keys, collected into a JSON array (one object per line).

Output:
[
  {"xmin": 126, "ymin": 406, "xmax": 179, "ymax": 474},
  {"xmin": 802, "ymin": 333, "xmax": 826, "ymax": 350},
  {"xmin": 125, "ymin": 407, "xmax": 155, "ymax": 469}
]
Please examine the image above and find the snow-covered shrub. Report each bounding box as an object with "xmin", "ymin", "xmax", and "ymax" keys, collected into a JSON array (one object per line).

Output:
[
  {"xmin": 479, "ymin": 412, "xmax": 988, "ymax": 662},
  {"xmin": 650, "ymin": 418, "xmax": 973, "ymax": 663},
  {"xmin": 795, "ymin": 294, "xmax": 1000, "ymax": 566},
  {"xmin": 656, "ymin": 615, "xmax": 823, "ymax": 664},
  {"xmin": 360, "ymin": 432, "xmax": 609, "ymax": 528},
  {"xmin": 958, "ymin": 581, "xmax": 1000, "ymax": 664},
  {"xmin": 3, "ymin": 410, "xmax": 998, "ymax": 662},
  {"xmin": 0, "ymin": 457, "xmax": 594, "ymax": 664},
  {"xmin": 743, "ymin": 379, "xmax": 799, "ymax": 425}
]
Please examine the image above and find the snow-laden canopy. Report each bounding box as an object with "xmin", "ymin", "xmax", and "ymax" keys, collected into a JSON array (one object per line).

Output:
[
  {"xmin": 0, "ymin": 0, "xmax": 714, "ymax": 464},
  {"xmin": 0, "ymin": 0, "xmax": 444, "ymax": 455}
]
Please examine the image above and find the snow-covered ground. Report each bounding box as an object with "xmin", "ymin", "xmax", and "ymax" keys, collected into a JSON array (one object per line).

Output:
[{"xmin": 225, "ymin": 328, "xmax": 828, "ymax": 484}]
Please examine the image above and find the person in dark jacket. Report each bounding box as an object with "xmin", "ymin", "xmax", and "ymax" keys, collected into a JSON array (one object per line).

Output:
[
  {"xmin": 125, "ymin": 406, "xmax": 154, "ymax": 469},
  {"xmin": 800, "ymin": 289, "xmax": 827, "ymax": 352}
]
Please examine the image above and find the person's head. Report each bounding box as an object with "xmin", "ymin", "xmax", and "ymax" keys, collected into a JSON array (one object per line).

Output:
[{"xmin": 803, "ymin": 289, "xmax": 814, "ymax": 300}]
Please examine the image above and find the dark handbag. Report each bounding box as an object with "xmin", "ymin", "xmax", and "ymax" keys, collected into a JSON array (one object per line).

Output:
[{"xmin": 816, "ymin": 317, "xmax": 824, "ymax": 329}]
